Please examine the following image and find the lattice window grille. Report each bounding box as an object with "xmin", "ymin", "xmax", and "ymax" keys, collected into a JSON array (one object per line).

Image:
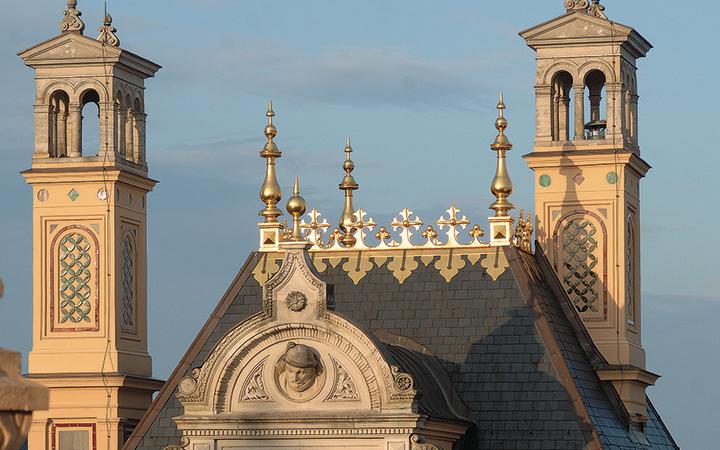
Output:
[
  {"xmin": 121, "ymin": 232, "xmax": 136, "ymax": 329},
  {"xmin": 59, "ymin": 233, "xmax": 93, "ymax": 323},
  {"xmin": 626, "ymin": 217, "xmax": 635, "ymax": 324},
  {"xmin": 562, "ymin": 219, "xmax": 600, "ymax": 313}
]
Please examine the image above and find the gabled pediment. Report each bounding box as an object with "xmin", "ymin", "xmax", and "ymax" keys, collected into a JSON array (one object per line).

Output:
[
  {"xmin": 520, "ymin": 11, "xmax": 651, "ymax": 57},
  {"xmin": 18, "ymin": 33, "xmax": 161, "ymax": 78},
  {"xmin": 19, "ymin": 33, "xmax": 121, "ymax": 65}
]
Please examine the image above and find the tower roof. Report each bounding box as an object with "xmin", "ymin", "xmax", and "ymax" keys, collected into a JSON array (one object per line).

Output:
[
  {"xmin": 520, "ymin": 9, "xmax": 652, "ymax": 58},
  {"xmin": 18, "ymin": 32, "xmax": 160, "ymax": 78}
]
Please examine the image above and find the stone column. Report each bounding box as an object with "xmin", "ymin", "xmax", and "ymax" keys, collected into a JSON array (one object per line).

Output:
[
  {"xmin": 535, "ymin": 86, "xmax": 553, "ymax": 143},
  {"xmin": 552, "ymin": 93, "xmax": 560, "ymax": 140},
  {"xmin": 118, "ymin": 107, "xmax": 127, "ymax": 159},
  {"xmin": 33, "ymin": 104, "xmax": 51, "ymax": 158},
  {"xmin": 50, "ymin": 106, "xmax": 58, "ymax": 157},
  {"xmin": 57, "ymin": 111, "xmax": 68, "ymax": 157},
  {"xmin": 573, "ymin": 85, "xmax": 585, "ymax": 140},
  {"xmin": 605, "ymin": 83, "xmax": 624, "ymax": 143},
  {"xmin": 559, "ymin": 95, "xmax": 571, "ymax": 141},
  {"xmin": 68, "ymin": 103, "xmax": 83, "ymax": 157},
  {"xmin": 631, "ymin": 93, "xmax": 639, "ymax": 144},
  {"xmin": 125, "ymin": 108, "xmax": 135, "ymax": 161},
  {"xmin": 135, "ymin": 113, "xmax": 147, "ymax": 163},
  {"xmin": 98, "ymin": 101, "xmax": 114, "ymax": 158}
]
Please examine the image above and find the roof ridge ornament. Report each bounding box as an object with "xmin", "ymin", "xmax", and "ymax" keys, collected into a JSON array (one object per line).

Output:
[
  {"xmin": 338, "ymin": 138, "xmax": 359, "ymax": 248},
  {"xmin": 286, "ymin": 177, "xmax": 307, "ymax": 242},
  {"xmin": 60, "ymin": 0, "xmax": 85, "ymax": 35},
  {"xmin": 588, "ymin": 0, "xmax": 608, "ymax": 19},
  {"xmin": 489, "ymin": 93, "xmax": 514, "ymax": 217},
  {"xmin": 565, "ymin": 0, "xmax": 608, "ymax": 20},
  {"xmin": 97, "ymin": 8, "xmax": 120, "ymax": 47},
  {"xmin": 259, "ymin": 101, "xmax": 283, "ymax": 223}
]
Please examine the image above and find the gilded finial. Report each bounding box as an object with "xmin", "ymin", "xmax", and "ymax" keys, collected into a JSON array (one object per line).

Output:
[
  {"xmin": 490, "ymin": 93, "xmax": 515, "ymax": 217},
  {"xmin": 97, "ymin": 3, "xmax": 120, "ymax": 47},
  {"xmin": 61, "ymin": 0, "xmax": 85, "ymax": 34},
  {"xmin": 338, "ymin": 137, "xmax": 359, "ymax": 247},
  {"xmin": 259, "ymin": 101, "xmax": 283, "ymax": 223},
  {"xmin": 286, "ymin": 177, "xmax": 307, "ymax": 241}
]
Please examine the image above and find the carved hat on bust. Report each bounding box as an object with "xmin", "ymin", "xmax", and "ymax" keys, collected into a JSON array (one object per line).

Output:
[{"xmin": 283, "ymin": 342, "xmax": 320, "ymax": 368}]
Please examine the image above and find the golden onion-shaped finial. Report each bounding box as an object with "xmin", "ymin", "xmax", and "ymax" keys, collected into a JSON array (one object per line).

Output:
[
  {"xmin": 338, "ymin": 137, "xmax": 359, "ymax": 247},
  {"xmin": 259, "ymin": 100, "xmax": 283, "ymax": 222},
  {"xmin": 489, "ymin": 93, "xmax": 515, "ymax": 217},
  {"xmin": 286, "ymin": 177, "xmax": 307, "ymax": 241}
]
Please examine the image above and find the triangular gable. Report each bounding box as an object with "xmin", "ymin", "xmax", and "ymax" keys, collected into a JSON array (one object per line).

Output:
[
  {"xmin": 519, "ymin": 11, "xmax": 651, "ymax": 57},
  {"xmin": 18, "ymin": 33, "xmax": 161, "ymax": 77},
  {"xmin": 123, "ymin": 252, "xmax": 261, "ymax": 450}
]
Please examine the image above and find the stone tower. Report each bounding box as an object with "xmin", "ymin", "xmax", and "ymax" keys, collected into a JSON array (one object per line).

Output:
[
  {"xmin": 521, "ymin": 1, "xmax": 658, "ymax": 423},
  {"xmin": 18, "ymin": 2, "xmax": 162, "ymax": 449}
]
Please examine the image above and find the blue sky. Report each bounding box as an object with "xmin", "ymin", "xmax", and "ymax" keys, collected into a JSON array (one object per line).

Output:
[{"xmin": 1, "ymin": 1, "xmax": 718, "ymax": 448}]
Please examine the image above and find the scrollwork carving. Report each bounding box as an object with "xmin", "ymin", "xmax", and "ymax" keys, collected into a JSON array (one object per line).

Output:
[
  {"xmin": 326, "ymin": 357, "xmax": 359, "ymax": 401},
  {"xmin": 240, "ymin": 358, "xmax": 271, "ymax": 401}
]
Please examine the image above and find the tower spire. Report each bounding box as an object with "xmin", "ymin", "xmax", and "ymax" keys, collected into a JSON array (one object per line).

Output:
[
  {"xmin": 338, "ymin": 137, "xmax": 358, "ymax": 247},
  {"xmin": 97, "ymin": 3, "xmax": 120, "ymax": 47},
  {"xmin": 286, "ymin": 177, "xmax": 307, "ymax": 241},
  {"xmin": 489, "ymin": 93, "xmax": 514, "ymax": 217},
  {"xmin": 259, "ymin": 101, "xmax": 283, "ymax": 223},
  {"xmin": 60, "ymin": 0, "xmax": 85, "ymax": 34}
]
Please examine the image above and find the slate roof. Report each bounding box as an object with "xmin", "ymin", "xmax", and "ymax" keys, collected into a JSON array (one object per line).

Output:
[{"xmin": 126, "ymin": 247, "xmax": 678, "ymax": 450}]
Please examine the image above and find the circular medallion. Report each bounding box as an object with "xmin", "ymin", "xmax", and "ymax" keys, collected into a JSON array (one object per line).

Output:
[
  {"xmin": 97, "ymin": 188, "xmax": 109, "ymax": 201},
  {"xmin": 606, "ymin": 171, "xmax": 619, "ymax": 185},
  {"xmin": 285, "ymin": 291, "xmax": 308, "ymax": 312},
  {"xmin": 178, "ymin": 376, "xmax": 197, "ymax": 396},
  {"xmin": 539, "ymin": 174, "xmax": 552, "ymax": 187},
  {"xmin": 274, "ymin": 342, "xmax": 325, "ymax": 402},
  {"xmin": 37, "ymin": 189, "xmax": 49, "ymax": 202}
]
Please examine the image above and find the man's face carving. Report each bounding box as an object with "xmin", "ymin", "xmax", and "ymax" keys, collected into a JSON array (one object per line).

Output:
[{"xmin": 284, "ymin": 363, "xmax": 317, "ymax": 393}]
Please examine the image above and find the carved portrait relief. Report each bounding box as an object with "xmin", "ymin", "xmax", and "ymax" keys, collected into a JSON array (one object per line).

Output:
[{"xmin": 273, "ymin": 342, "xmax": 325, "ymax": 401}]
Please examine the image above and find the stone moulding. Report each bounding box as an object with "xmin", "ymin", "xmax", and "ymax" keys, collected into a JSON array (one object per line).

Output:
[
  {"xmin": 177, "ymin": 247, "xmax": 417, "ymax": 414},
  {"xmin": 252, "ymin": 248, "xmax": 510, "ymax": 286}
]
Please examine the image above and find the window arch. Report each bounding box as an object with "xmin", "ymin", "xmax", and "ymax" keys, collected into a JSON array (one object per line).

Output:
[
  {"xmin": 626, "ymin": 215, "xmax": 636, "ymax": 326},
  {"xmin": 554, "ymin": 211, "xmax": 608, "ymax": 321},
  {"xmin": 48, "ymin": 90, "xmax": 70, "ymax": 157},
  {"xmin": 121, "ymin": 229, "xmax": 137, "ymax": 334},
  {"xmin": 80, "ymin": 89, "xmax": 101, "ymax": 156},
  {"xmin": 550, "ymin": 71, "xmax": 574, "ymax": 141},
  {"xmin": 583, "ymin": 70, "xmax": 607, "ymax": 140},
  {"xmin": 50, "ymin": 225, "xmax": 100, "ymax": 332},
  {"xmin": 124, "ymin": 93, "xmax": 134, "ymax": 160}
]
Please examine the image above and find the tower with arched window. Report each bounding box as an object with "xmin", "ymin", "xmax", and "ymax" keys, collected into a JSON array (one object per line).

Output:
[
  {"xmin": 19, "ymin": 2, "xmax": 162, "ymax": 449},
  {"xmin": 521, "ymin": 2, "xmax": 657, "ymax": 423}
]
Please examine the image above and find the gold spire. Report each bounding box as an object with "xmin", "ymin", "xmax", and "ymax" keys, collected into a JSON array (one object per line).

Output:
[
  {"xmin": 338, "ymin": 137, "xmax": 358, "ymax": 247},
  {"xmin": 60, "ymin": 0, "xmax": 85, "ymax": 34},
  {"xmin": 259, "ymin": 101, "xmax": 283, "ymax": 223},
  {"xmin": 97, "ymin": 3, "xmax": 120, "ymax": 47},
  {"xmin": 489, "ymin": 93, "xmax": 515, "ymax": 217},
  {"xmin": 286, "ymin": 177, "xmax": 307, "ymax": 241}
]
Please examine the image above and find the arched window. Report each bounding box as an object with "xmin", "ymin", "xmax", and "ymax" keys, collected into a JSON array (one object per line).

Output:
[
  {"xmin": 125, "ymin": 94, "xmax": 134, "ymax": 160},
  {"xmin": 48, "ymin": 90, "xmax": 69, "ymax": 157},
  {"xmin": 626, "ymin": 215, "xmax": 636, "ymax": 325},
  {"xmin": 121, "ymin": 230, "xmax": 137, "ymax": 334},
  {"xmin": 133, "ymin": 97, "xmax": 145, "ymax": 162},
  {"xmin": 50, "ymin": 225, "xmax": 100, "ymax": 332},
  {"xmin": 554, "ymin": 211, "xmax": 607, "ymax": 321},
  {"xmin": 583, "ymin": 70, "xmax": 607, "ymax": 140},
  {"xmin": 81, "ymin": 89, "xmax": 101, "ymax": 156},
  {"xmin": 550, "ymin": 71, "xmax": 574, "ymax": 141}
]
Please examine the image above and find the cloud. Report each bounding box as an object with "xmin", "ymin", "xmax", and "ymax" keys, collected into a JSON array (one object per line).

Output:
[{"xmin": 157, "ymin": 37, "xmax": 509, "ymax": 111}]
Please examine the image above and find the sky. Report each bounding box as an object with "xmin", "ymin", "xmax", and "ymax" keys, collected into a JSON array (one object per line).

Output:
[{"xmin": 0, "ymin": 1, "xmax": 718, "ymax": 448}]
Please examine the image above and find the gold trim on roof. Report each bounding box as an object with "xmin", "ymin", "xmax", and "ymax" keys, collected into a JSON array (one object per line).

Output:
[{"xmin": 252, "ymin": 247, "xmax": 510, "ymax": 286}]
